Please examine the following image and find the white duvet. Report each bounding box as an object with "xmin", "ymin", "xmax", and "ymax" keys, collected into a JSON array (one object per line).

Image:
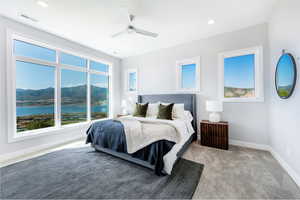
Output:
[{"xmin": 117, "ymin": 116, "xmax": 194, "ymax": 174}]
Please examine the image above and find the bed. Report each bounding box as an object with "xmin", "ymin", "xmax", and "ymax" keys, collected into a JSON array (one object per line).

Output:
[{"xmin": 86, "ymin": 94, "xmax": 197, "ymax": 175}]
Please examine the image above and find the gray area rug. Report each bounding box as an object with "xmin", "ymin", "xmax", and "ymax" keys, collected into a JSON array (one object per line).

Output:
[{"xmin": 1, "ymin": 147, "xmax": 204, "ymax": 199}]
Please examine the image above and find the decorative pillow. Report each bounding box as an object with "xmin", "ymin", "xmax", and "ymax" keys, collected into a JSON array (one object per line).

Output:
[
  {"xmin": 133, "ymin": 103, "xmax": 149, "ymax": 117},
  {"xmin": 183, "ymin": 111, "xmax": 194, "ymax": 122},
  {"xmin": 157, "ymin": 103, "xmax": 174, "ymax": 120},
  {"xmin": 161, "ymin": 102, "xmax": 185, "ymax": 119},
  {"xmin": 146, "ymin": 103, "xmax": 159, "ymax": 118}
]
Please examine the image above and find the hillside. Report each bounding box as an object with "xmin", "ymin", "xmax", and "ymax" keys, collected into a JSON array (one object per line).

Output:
[
  {"xmin": 224, "ymin": 87, "xmax": 255, "ymax": 98},
  {"xmin": 16, "ymin": 85, "xmax": 108, "ymax": 106}
]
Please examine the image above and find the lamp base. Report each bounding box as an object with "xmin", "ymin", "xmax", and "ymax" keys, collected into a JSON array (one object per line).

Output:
[
  {"xmin": 122, "ymin": 109, "xmax": 128, "ymax": 115},
  {"xmin": 209, "ymin": 112, "xmax": 221, "ymax": 123}
]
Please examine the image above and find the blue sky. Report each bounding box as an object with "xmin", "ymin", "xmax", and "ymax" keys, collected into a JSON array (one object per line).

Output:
[
  {"xmin": 17, "ymin": 62, "xmax": 108, "ymax": 90},
  {"xmin": 224, "ymin": 54, "xmax": 255, "ymax": 89},
  {"xmin": 61, "ymin": 69, "xmax": 86, "ymax": 88},
  {"xmin": 182, "ymin": 64, "xmax": 196, "ymax": 89},
  {"xmin": 60, "ymin": 52, "xmax": 86, "ymax": 67},
  {"xmin": 90, "ymin": 61, "xmax": 109, "ymax": 72},
  {"xmin": 15, "ymin": 40, "xmax": 108, "ymax": 90},
  {"xmin": 14, "ymin": 40, "xmax": 56, "ymax": 62},
  {"xmin": 16, "ymin": 61, "xmax": 55, "ymax": 90},
  {"xmin": 276, "ymin": 54, "xmax": 295, "ymax": 87},
  {"xmin": 90, "ymin": 74, "xmax": 109, "ymax": 88}
]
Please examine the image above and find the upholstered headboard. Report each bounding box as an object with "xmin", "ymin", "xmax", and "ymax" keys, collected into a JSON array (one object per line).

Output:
[{"xmin": 138, "ymin": 94, "xmax": 197, "ymax": 131}]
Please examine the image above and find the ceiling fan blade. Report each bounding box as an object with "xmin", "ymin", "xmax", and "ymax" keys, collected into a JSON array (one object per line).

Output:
[
  {"xmin": 111, "ymin": 29, "xmax": 128, "ymax": 38},
  {"xmin": 133, "ymin": 27, "xmax": 158, "ymax": 38}
]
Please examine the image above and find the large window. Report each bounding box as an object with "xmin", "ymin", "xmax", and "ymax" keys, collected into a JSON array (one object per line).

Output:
[
  {"xmin": 8, "ymin": 33, "xmax": 112, "ymax": 140},
  {"xmin": 176, "ymin": 57, "xmax": 200, "ymax": 91},
  {"xmin": 218, "ymin": 46, "xmax": 263, "ymax": 102}
]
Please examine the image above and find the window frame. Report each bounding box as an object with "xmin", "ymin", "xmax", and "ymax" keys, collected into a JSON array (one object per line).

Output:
[
  {"xmin": 6, "ymin": 29, "xmax": 113, "ymax": 143},
  {"xmin": 126, "ymin": 68, "xmax": 138, "ymax": 93},
  {"xmin": 176, "ymin": 57, "xmax": 201, "ymax": 92},
  {"xmin": 218, "ymin": 46, "xmax": 264, "ymax": 103}
]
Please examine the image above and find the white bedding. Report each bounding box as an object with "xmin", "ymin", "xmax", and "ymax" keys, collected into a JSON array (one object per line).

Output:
[{"xmin": 117, "ymin": 116, "xmax": 194, "ymax": 174}]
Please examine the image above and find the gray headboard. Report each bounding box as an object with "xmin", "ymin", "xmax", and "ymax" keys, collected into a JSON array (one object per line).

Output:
[{"xmin": 138, "ymin": 94, "xmax": 197, "ymax": 131}]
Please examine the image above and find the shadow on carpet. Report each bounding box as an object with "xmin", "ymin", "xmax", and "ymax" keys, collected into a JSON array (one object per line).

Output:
[{"xmin": 1, "ymin": 147, "xmax": 204, "ymax": 199}]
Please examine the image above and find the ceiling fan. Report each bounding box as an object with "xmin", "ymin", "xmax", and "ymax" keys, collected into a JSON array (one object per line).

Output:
[{"xmin": 111, "ymin": 14, "xmax": 158, "ymax": 38}]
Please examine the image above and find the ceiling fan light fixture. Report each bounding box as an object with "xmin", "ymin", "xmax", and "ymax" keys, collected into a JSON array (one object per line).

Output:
[
  {"xmin": 112, "ymin": 14, "xmax": 159, "ymax": 38},
  {"xmin": 208, "ymin": 19, "xmax": 215, "ymax": 25}
]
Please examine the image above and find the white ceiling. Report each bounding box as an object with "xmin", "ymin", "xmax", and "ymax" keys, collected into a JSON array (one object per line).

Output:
[{"xmin": 0, "ymin": 0, "xmax": 278, "ymax": 58}]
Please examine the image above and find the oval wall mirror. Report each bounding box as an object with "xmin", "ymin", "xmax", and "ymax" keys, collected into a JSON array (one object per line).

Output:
[{"xmin": 275, "ymin": 53, "xmax": 297, "ymax": 99}]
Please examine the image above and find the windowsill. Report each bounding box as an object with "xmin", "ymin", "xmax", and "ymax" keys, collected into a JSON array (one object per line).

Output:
[
  {"xmin": 8, "ymin": 118, "xmax": 111, "ymax": 143},
  {"xmin": 221, "ymin": 97, "xmax": 264, "ymax": 103},
  {"xmin": 126, "ymin": 91, "xmax": 138, "ymax": 94},
  {"xmin": 177, "ymin": 89, "xmax": 202, "ymax": 94}
]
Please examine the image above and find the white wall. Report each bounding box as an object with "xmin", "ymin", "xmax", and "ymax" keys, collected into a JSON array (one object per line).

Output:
[
  {"xmin": 121, "ymin": 24, "xmax": 271, "ymax": 145},
  {"xmin": 269, "ymin": 0, "xmax": 300, "ymax": 184},
  {"xmin": 0, "ymin": 16, "xmax": 121, "ymax": 158}
]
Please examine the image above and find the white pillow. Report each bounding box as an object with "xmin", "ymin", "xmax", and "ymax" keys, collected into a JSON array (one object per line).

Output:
[
  {"xmin": 183, "ymin": 111, "xmax": 194, "ymax": 122},
  {"xmin": 161, "ymin": 102, "xmax": 185, "ymax": 119},
  {"xmin": 146, "ymin": 103, "xmax": 159, "ymax": 117}
]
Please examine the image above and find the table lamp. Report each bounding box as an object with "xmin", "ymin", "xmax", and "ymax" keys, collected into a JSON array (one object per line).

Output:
[
  {"xmin": 121, "ymin": 99, "xmax": 128, "ymax": 115},
  {"xmin": 206, "ymin": 100, "xmax": 223, "ymax": 122}
]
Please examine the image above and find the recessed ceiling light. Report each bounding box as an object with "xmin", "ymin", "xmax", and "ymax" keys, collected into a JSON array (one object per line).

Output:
[
  {"xmin": 37, "ymin": 0, "xmax": 49, "ymax": 8},
  {"xmin": 208, "ymin": 19, "xmax": 215, "ymax": 25}
]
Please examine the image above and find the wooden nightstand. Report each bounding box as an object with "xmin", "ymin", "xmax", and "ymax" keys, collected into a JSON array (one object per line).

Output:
[{"xmin": 200, "ymin": 120, "xmax": 229, "ymax": 150}]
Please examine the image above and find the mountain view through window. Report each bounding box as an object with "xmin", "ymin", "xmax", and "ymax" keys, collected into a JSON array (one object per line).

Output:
[{"xmin": 15, "ymin": 39, "xmax": 110, "ymax": 133}]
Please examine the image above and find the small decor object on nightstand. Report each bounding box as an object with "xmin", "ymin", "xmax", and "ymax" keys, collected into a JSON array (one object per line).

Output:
[
  {"xmin": 200, "ymin": 120, "xmax": 228, "ymax": 150},
  {"xmin": 206, "ymin": 100, "xmax": 223, "ymax": 122},
  {"xmin": 117, "ymin": 114, "xmax": 129, "ymax": 118}
]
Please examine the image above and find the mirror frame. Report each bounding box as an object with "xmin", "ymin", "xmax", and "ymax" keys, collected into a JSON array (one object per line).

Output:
[{"xmin": 275, "ymin": 53, "xmax": 297, "ymax": 99}]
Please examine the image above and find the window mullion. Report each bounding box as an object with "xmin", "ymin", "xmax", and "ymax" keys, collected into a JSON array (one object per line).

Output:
[
  {"xmin": 87, "ymin": 60, "xmax": 91, "ymax": 122},
  {"xmin": 15, "ymin": 55, "xmax": 57, "ymax": 68},
  {"xmin": 55, "ymin": 51, "xmax": 61, "ymax": 128}
]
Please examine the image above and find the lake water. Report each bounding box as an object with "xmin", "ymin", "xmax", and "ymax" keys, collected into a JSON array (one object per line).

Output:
[{"xmin": 17, "ymin": 104, "xmax": 108, "ymax": 116}]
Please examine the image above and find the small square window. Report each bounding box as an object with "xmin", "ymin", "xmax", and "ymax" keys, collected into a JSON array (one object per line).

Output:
[
  {"xmin": 126, "ymin": 69, "xmax": 138, "ymax": 93},
  {"xmin": 176, "ymin": 57, "xmax": 200, "ymax": 91},
  {"xmin": 224, "ymin": 54, "xmax": 255, "ymax": 98},
  {"xmin": 219, "ymin": 47, "xmax": 263, "ymax": 102},
  {"xmin": 181, "ymin": 64, "xmax": 196, "ymax": 89}
]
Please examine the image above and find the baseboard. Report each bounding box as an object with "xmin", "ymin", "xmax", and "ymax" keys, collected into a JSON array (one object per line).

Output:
[
  {"xmin": 269, "ymin": 148, "xmax": 300, "ymax": 187},
  {"xmin": 0, "ymin": 135, "xmax": 85, "ymax": 164},
  {"xmin": 229, "ymin": 139, "xmax": 271, "ymax": 151},
  {"xmin": 229, "ymin": 139, "xmax": 299, "ymax": 187}
]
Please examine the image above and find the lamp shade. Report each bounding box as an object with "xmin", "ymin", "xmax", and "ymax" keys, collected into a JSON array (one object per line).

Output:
[{"xmin": 206, "ymin": 101, "xmax": 223, "ymax": 112}]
